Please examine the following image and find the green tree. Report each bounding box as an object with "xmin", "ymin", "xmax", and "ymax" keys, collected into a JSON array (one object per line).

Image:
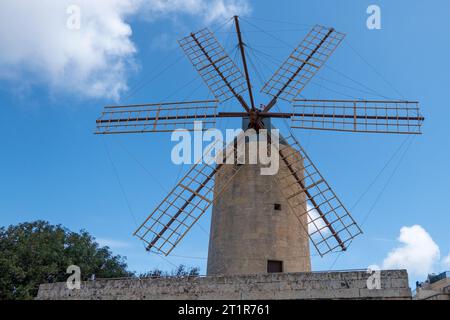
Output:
[{"xmin": 0, "ymin": 220, "xmax": 132, "ymax": 300}]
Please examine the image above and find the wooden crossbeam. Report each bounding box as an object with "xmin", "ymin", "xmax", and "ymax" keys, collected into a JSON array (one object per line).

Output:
[
  {"xmin": 292, "ymin": 99, "xmax": 424, "ymax": 134},
  {"xmin": 95, "ymin": 100, "xmax": 218, "ymax": 134},
  {"xmin": 279, "ymin": 147, "xmax": 346, "ymax": 251},
  {"xmin": 262, "ymin": 25, "xmax": 345, "ymax": 111},
  {"xmin": 264, "ymin": 28, "xmax": 335, "ymax": 112},
  {"xmin": 190, "ymin": 33, "xmax": 250, "ymax": 113}
]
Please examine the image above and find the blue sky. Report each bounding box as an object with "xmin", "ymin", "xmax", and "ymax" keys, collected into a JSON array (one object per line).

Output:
[{"xmin": 1, "ymin": 0, "xmax": 449, "ymax": 285}]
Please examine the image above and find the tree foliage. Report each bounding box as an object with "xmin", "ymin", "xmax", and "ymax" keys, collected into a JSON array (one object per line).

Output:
[
  {"xmin": 0, "ymin": 220, "xmax": 201, "ymax": 300},
  {"xmin": 0, "ymin": 220, "xmax": 131, "ymax": 300}
]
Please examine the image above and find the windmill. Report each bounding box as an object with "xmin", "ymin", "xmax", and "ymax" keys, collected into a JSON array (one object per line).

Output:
[{"xmin": 95, "ymin": 16, "xmax": 424, "ymax": 275}]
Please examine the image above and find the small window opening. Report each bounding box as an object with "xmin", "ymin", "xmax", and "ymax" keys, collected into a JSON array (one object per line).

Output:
[
  {"xmin": 267, "ymin": 260, "xmax": 283, "ymax": 273},
  {"xmin": 274, "ymin": 203, "xmax": 281, "ymax": 211}
]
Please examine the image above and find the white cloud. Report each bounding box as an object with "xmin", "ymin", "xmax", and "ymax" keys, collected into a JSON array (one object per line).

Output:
[
  {"xmin": 97, "ymin": 238, "xmax": 131, "ymax": 249},
  {"xmin": 140, "ymin": 0, "xmax": 251, "ymax": 23},
  {"xmin": 0, "ymin": 0, "xmax": 250, "ymax": 100},
  {"xmin": 307, "ymin": 204, "xmax": 331, "ymax": 235},
  {"xmin": 0, "ymin": 0, "xmax": 139, "ymax": 100},
  {"xmin": 443, "ymin": 253, "xmax": 450, "ymax": 269},
  {"xmin": 381, "ymin": 225, "xmax": 440, "ymax": 278},
  {"xmin": 203, "ymin": 0, "xmax": 251, "ymax": 23}
]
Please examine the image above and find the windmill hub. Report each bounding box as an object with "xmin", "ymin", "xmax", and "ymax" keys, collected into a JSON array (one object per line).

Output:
[{"xmin": 247, "ymin": 108, "xmax": 262, "ymax": 129}]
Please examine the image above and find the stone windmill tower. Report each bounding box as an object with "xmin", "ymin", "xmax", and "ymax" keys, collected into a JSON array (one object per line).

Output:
[{"xmin": 95, "ymin": 16, "xmax": 424, "ymax": 276}]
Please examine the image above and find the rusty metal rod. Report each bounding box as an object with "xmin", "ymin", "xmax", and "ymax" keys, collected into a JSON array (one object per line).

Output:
[
  {"xmin": 295, "ymin": 99, "xmax": 419, "ymax": 104},
  {"xmin": 190, "ymin": 32, "xmax": 251, "ymax": 114},
  {"xmin": 278, "ymin": 148, "xmax": 346, "ymax": 251},
  {"xmin": 262, "ymin": 125, "xmax": 346, "ymax": 251},
  {"xmin": 291, "ymin": 114, "xmax": 425, "ymax": 121},
  {"xmin": 263, "ymin": 28, "xmax": 335, "ymax": 112},
  {"xmin": 234, "ymin": 15, "xmax": 256, "ymax": 111},
  {"xmin": 146, "ymin": 164, "xmax": 223, "ymax": 251},
  {"xmin": 96, "ymin": 114, "xmax": 217, "ymax": 124},
  {"xmin": 216, "ymin": 112, "xmax": 424, "ymax": 122}
]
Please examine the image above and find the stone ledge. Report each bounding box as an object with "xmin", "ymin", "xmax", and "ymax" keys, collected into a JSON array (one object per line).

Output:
[{"xmin": 36, "ymin": 269, "xmax": 411, "ymax": 300}]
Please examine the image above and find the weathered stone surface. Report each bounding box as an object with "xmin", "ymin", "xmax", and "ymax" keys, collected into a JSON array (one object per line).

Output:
[
  {"xmin": 208, "ymin": 140, "xmax": 310, "ymax": 276},
  {"xmin": 36, "ymin": 270, "xmax": 411, "ymax": 300}
]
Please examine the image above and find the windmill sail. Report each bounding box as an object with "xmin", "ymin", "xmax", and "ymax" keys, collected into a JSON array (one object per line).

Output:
[
  {"xmin": 95, "ymin": 100, "xmax": 218, "ymax": 134},
  {"xmin": 94, "ymin": 18, "xmax": 422, "ymax": 261},
  {"xmin": 277, "ymin": 134, "xmax": 362, "ymax": 256},
  {"xmin": 133, "ymin": 135, "xmax": 245, "ymax": 255},
  {"xmin": 262, "ymin": 25, "xmax": 345, "ymax": 111},
  {"xmin": 178, "ymin": 28, "xmax": 250, "ymax": 111},
  {"xmin": 292, "ymin": 99, "xmax": 424, "ymax": 134}
]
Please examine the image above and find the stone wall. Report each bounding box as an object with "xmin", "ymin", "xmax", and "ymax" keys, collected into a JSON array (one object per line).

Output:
[{"xmin": 36, "ymin": 270, "xmax": 411, "ymax": 300}]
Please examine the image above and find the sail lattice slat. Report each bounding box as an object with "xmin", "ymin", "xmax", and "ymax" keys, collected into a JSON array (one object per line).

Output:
[
  {"xmin": 95, "ymin": 100, "xmax": 217, "ymax": 134},
  {"xmin": 277, "ymin": 134, "xmax": 362, "ymax": 256},
  {"xmin": 261, "ymin": 25, "xmax": 345, "ymax": 102},
  {"xmin": 134, "ymin": 137, "xmax": 244, "ymax": 255},
  {"xmin": 292, "ymin": 99, "xmax": 423, "ymax": 134},
  {"xmin": 178, "ymin": 28, "xmax": 247, "ymax": 103}
]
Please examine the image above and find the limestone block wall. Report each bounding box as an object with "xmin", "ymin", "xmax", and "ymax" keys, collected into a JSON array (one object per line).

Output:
[
  {"xmin": 36, "ymin": 270, "xmax": 411, "ymax": 300},
  {"xmin": 208, "ymin": 140, "xmax": 310, "ymax": 276}
]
